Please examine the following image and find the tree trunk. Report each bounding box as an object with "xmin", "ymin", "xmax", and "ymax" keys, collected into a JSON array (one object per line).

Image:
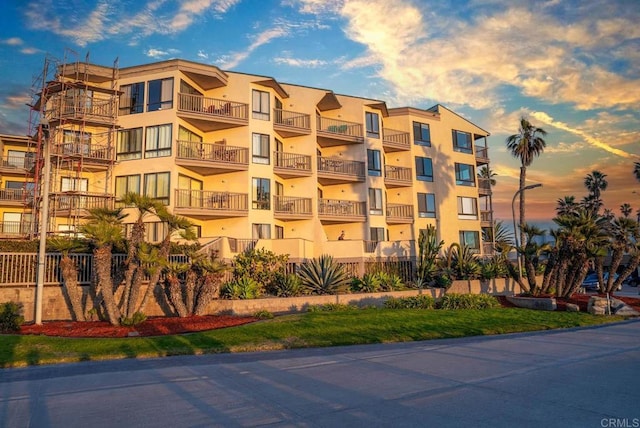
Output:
[
  {"xmin": 165, "ymin": 274, "xmax": 188, "ymax": 317},
  {"xmin": 185, "ymin": 270, "xmax": 197, "ymax": 316},
  {"xmin": 59, "ymin": 255, "xmax": 86, "ymax": 321},
  {"xmin": 94, "ymin": 246, "xmax": 122, "ymax": 325},
  {"xmin": 193, "ymin": 273, "xmax": 222, "ymax": 315},
  {"xmin": 138, "ymin": 237, "xmax": 172, "ymax": 313},
  {"xmin": 519, "ymin": 166, "xmax": 527, "ymax": 250}
]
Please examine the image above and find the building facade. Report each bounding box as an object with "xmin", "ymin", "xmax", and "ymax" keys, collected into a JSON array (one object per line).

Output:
[{"xmin": 2, "ymin": 57, "xmax": 493, "ymax": 263}]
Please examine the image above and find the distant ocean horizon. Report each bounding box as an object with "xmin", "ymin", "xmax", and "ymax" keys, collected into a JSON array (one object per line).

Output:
[{"xmin": 494, "ymin": 218, "xmax": 557, "ymax": 244}]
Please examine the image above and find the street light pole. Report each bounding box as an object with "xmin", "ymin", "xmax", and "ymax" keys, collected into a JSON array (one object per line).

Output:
[
  {"xmin": 511, "ymin": 183, "xmax": 543, "ymax": 279},
  {"xmin": 35, "ymin": 119, "xmax": 51, "ymax": 325}
]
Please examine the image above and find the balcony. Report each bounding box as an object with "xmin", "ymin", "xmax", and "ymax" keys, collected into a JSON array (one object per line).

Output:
[
  {"xmin": 386, "ymin": 203, "xmax": 414, "ymax": 224},
  {"xmin": 274, "ymin": 151, "xmax": 312, "ymax": 179},
  {"xmin": 174, "ymin": 189, "xmax": 248, "ymax": 219},
  {"xmin": 0, "ymin": 155, "xmax": 34, "ymax": 175},
  {"xmin": 273, "ymin": 108, "xmax": 311, "ymax": 138},
  {"xmin": 317, "ymin": 156, "xmax": 365, "ymax": 185},
  {"xmin": 478, "ymin": 178, "xmax": 492, "ymax": 196},
  {"xmin": 382, "ymin": 128, "xmax": 411, "ymax": 152},
  {"xmin": 475, "ymin": 145, "xmax": 489, "ymax": 165},
  {"xmin": 316, "ymin": 116, "xmax": 364, "ymax": 147},
  {"xmin": 46, "ymin": 93, "xmax": 117, "ymax": 126},
  {"xmin": 176, "ymin": 140, "xmax": 248, "ymax": 176},
  {"xmin": 177, "ymin": 93, "xmax": 249, "ymax": 132},
  {"xmin": 273, "ymin": 195, "xmax": 313, "ymax": 221},
  {"xmin": 0, "ymin": 188, "xmax": 32, "ymax": 206},
  {"xmin": 481, "ymin": 210, "xmax": 493, "ymax": 228},
  {"xmin": 384, "ymin": 165, "xmax": 413, "ymax": 188},
  {"xmin": 318, "ymin": 198, "xmax": 366, "ymax": 224},
  {"xmin": 0, "ymin": 221, "xmax": 32, "ymax": 238},
  {"xmin": 52, "ymin": 142, "xmax": 113, "ymax": 171},
  {"xmin": 50, "ymin": 193, "xmax": 115, "ymax": 218}
]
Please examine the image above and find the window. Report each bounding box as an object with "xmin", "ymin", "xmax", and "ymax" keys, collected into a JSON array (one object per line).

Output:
[
  {"xmin": 366, "ymin": 149, "xmax": 382, "ymax": 176},
  {"xmin": 413, "ymin": 122, "xmax": 431, "ymax": 146},
  {"xmin": 252, "ymin": 133, "xmax": 270, "ymax": 164},
  {"xmin": 459, "ymin": 230, "xmax": 480, "ymax": 250},
  {"xmin": 455, "ymin": 163, "xmax": 475, "ymax": 186},
  {"xmin": 252, "ymin": 89, "xmax": 270, "ymax": 120},
  {"xmin": 117, "ymin": 128, "xmax": 143, "ymax": 160},
  {"xmin": 177, "ymin": 175, "xmax": 202, "ymax": 207},
  {"xmin": 144, "ymin": 172, "xmax": 170, "ymax": 205},
  {"xmin": 275, "ymin": 225, "xmax": 284, "ymax": 239},
  {"xmin": 62, "ymin": 130, "xmax": 91, "ymax": 154},
  {"xmin": 115, "ymin": 175, "xmax": 141, "ymax": 202},
  {"xmin": 147, "ymin": 78, "xmax": 173, "ymax": 112},
  {"xmin": 370, "ymin": 227, "xmax": 385, "ymax": 242},
  {"xmin": 178, "ymin": 126, "xmax": 202, "ymax": 142},
  {"xmin": 417, "ymin": 193, "xmax": 436, "ymax": 218},
  {"xmin": 415, "ymin": 157, "xmax": 433, "ymax": 181},
  {"xmin": 369, "ymin": 188, "xmax": 383, "ymax": 215},
  {"xmin": 145, "ymin": 124, "xmax": 172, "ymax": 158},
  {"xmin": 252, "ymin": 178, "xmax": 270, "ymax": 210},
  {"xmin": 453, "ymin": 130, "xmax": 472, "ymax": 153},
  {"xmin": 119, "ymin": 82, "xmax": 144, "ymax": 115},
  {"xmin": 61, "ymin": 177, "xmax": 88, "ymax": 192},
  {"xmin": 457, "ymin": 196, "xmax": 478, "ymax": 220},
  {"xmin": 2, "ymin": 212, "xmax": 30, "ymax": 234},
  {"xmin": 252, "ymin": 223, "xmax": 271, "ymax": 239},
  {"xmin": 7, "ymin": 150, "xmax": 34, "ymax": 169},
  {"xmin": 365, "ymin": 112, "xmax": 380, "ymax": 138}
]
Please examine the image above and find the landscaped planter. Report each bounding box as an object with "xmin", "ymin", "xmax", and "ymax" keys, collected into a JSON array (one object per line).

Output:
[{"xmin": 506, "ymin": 295, "xmax": 557, "ymax": 311}]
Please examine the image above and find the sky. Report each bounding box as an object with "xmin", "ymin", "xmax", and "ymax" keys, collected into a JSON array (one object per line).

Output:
[{"xmin": 0, "ymin": 0, "xmax": 639, "ymax": 230}]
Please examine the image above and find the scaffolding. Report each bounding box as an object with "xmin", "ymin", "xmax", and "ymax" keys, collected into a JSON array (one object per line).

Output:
[{"xmin": 28, "ymin": 50, "xmax": 119, "ymax": 237}]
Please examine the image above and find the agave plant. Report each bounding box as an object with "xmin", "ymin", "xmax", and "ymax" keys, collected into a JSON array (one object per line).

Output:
[
  {"xmin": 298, "ymin": 254, "xmax": 350, "ymax": 295},
  {"xmin": 375, "ymin": 272, "xmax": 405, "ymax": 291},
  {"xmin": 270, "ymin": 273, "xmax": 305, "ymax": 297},
  {"xmin": 350, "ymin": 273, "xmax": 381, "ymax": 293}
]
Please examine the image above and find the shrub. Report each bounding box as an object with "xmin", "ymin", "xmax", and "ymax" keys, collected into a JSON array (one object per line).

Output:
[
  {"xmin": 0, "ymin": 302, "xmax": 25, "ymax": 333},
  {"xmin": 437, "ymin": 293, "xmax": 500, "ymax": 310},
  {"xmin": 220, "ymin": 276, "xmax": 261, "ymax": 300},
  {"xmin": 232, "ymin": 248, "xmax": 288, "ymax": 292},
  {"xmin": 268, "ymin": 273, "xmax": 305, "ymax": 297},
  {"xmin": 376, "ymin": 272, "xmax": 405, "ymax": 291},
  {"xmin": 384, "ymin": 295, "xmax": 435, "ymax": 309},
  {"xmin": 253, "ymin": 310, "xmax": 274, "ymax": 319},
  {"xmin": 307, "ymin": 303, "xmax": 357, "ymax": 312},
  {"xmin": 120, "ymin": 311, "xmax": 147, "ymax": 326},
  {"xmin": 350, "ymin": 273, "xmax": 381, "ymax": 293},
  {"xmin": 299, "ymin": 255, "xmax": 350, "ymax": 295}
]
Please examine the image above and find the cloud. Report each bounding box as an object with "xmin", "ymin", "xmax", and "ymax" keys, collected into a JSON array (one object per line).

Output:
[
  {"xmin": 197, "ymin": 50, "xmax": 209, "ymax": 60},
  {"xmin": 218, "ymin": 26, "xmax": 289, "ymax": 69},
  {"xmin": 1, "ymin": 37, "xmax": 23, "ymax": 46},
  {"xmin": 274, "ymin": 57, "xmax": 327, "ymax": 68},
  {"xmin": 144, "ymin": 48, "xmax": 180, "ymax": 59},
  {"xmin": 531, "ymin": 111, "xmax": 640, "ymax": 160}
]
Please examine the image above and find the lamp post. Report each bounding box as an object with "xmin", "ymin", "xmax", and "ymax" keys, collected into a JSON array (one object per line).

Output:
[
  {"xmin": 511, "ymin": 183, "xmax": 543, "ymax": 279},
  {"xmin": 35, "ymin": 119, "xmax": 51, "ymax": 325}
]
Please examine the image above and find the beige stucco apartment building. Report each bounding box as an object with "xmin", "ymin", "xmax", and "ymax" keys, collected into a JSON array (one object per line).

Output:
[{"xmin": 0, "ymin": 58, "xmax": 492, "ymax": 264}]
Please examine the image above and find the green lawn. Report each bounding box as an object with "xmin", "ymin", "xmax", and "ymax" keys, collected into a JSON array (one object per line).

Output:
[{"xmin": 0, "ymin": 308, "xmax": 626, "ymax": 368}]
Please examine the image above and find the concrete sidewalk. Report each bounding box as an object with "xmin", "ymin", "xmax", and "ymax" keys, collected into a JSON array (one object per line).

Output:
[{"xmin": 1, "ymin": 320, "xmax": 639, "ymax": 427}]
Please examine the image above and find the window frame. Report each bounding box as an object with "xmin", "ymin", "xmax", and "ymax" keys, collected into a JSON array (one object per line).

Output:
[
  {"xmin": 145, "ymin": 124, "xmax": 172, "ymax": 158},
  {"xmin": 119, "ymin": 82, "xmax": 145, "ymax": 115},
  {"xmin": 115, "ymin": 174, "xmax": 141, "ymax": 203},
  {"xmin": 457, "ymin": 196, "xmax": 478, "ymax": 220},
  {"xmin": 417, "ymin": 193, "xmax": 436, "ymax": 218},
  {"xmin": 459, "ymin": 230, "xmax": 480, "ymax": 251},
  {"xmin": 117, "ymin": 127, "xmax": 143, "ymax": 160},
  {"xmin": 252, "ymin": 177, "xmax": 271, "ymax": 210},
  {"xmin": 252, "ymin": 133, "xmax": 270, "ymax": 164},
  {"xmin": 455, "ymin": 163, "xmax": 475, "ymax": 186},
  {"xmin": 453, "ymin": 130, "xmax": 473, "ymax": 154},
  {"xmin": 252, "ymin": 223, "xmax": 271, "ymax": 239},
  {"xmin": 368, "ymin": 188, "xmax": 383, "ymax": 215},
  {"xmin": 415, "ymin": 156, "xmax": 434, "ymax": 182},
  {"xmin": 147, "ymin": 78, "xmax": 174, "ymax": 112},
  {"xmin": 143, "ymin": 172, "xmax": 170, "ymax": 205},
  {"xmin": 367, "ymin": 149, "xmax": 382, "ymax": 176},
  {"xmin": 413, "ymin": 121, "xmax": 431, "ymax": 146},
  {"xmin": 252, "ymin": 89, "xmax": 270, "ymax": 120},
  {"xmin": 370, "ymin": 227, "xmax": 385, "ymax": 242},
  {"xmin": 365, "ymin": 112, "xmax": 380, "ymax": 138}
]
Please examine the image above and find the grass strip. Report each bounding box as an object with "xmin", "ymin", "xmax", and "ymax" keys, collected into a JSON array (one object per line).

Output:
[{"xmin": 0, "ymin": 308, "xmax": 626, "ymax": 368}]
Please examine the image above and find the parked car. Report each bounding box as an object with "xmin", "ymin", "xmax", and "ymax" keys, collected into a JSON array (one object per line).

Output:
[
  {"xmin": 623, "ymin": 268, "xmax": 640, "ymax": 287},
  {"xmin": 582, "ymin": 272, "xmax": 621, "ymax": 292}
]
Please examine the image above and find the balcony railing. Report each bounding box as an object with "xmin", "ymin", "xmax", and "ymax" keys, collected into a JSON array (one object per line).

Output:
[
  {"xmin": 47, "ymin": 94, "xmax": 116, "ymax": 124},
  {"xmin": 478, "ymin": 178, "xmax": 492, "ymax": 195},
  {"xmin": 481, "ymin": 210, "xmax": 493, "ymax": 224},
  {"xmin": 176, "ymin": 140, "xmax": 248, "ymax": 165},
  {"xmin": 318, "ymin": 198, "xmax": 366, "ymax": 217},
  {"xmin": 273, "ymin": 195, "xmax": 313, "ymax": 217},
  {"xmin": 316, "ymin": 115, "xmax": 364, "ymax": 146},
  {"xmin": 0, "ymin": 154, "xmax": 35, "ymax": 172},
  {"xmin": 50, "ymin": 193, "xmax": 115, "ymax": 213},
  {"xmin": 273, "ymin": 108, "xmax": 311, "ymax": 136},
  {"xmin": 386, "ymin": 203, "xmax": 414, "ymax": 223},
  {"xmin": 274, "ymin": 151, "xmax": 312, "ymax": 177},
  {"xmin": 174, "ymin": 189, "xmax": 248, "ymax": 212},
  {"xmin": 384, "ymin": 165, "xmax": 413, "ymax": 187},
  {"xmin": 382, "ymin": 128, "xmax": 411, "ymax": 151},
  {"xmin": 0, "ymin": 188, "xmax": 32, "ymax": 203},
  {"xmin": 317, "ymin": 156, "xmax": 365, "ymax": 177},
  {"xmin": 178, "ymin": 93, "xmax": 248, "ymax": 121},
  {"xmin": 475, "ymin": 145, "xmax": 489, "ymax": 164},
  {"xmin": 52, "ymin": 142, "xmax": 113, "ymax": 161},
  {"xmin": 0, "ymin": 221, "xmax": 32, "ymax": 237}
]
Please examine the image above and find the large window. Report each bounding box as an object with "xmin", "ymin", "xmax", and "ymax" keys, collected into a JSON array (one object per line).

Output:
[
  {"xmin": 413, "ymin": 122, "xmax": 431, "ymax": 146},
  {"xmin": 252, "ymin": 223, "xmax": 271, "ymax": 239},
  {"xmin": 369, "ymin": 188, "xmax": 383, "ymax": 215},
  {"xmin": 144, "ymin": 172, "xmax": 170, "ymax": 205},
  {"xmin": 367, "ymin": 149, "xmax": 382, "ymax": 176},
  {"xmin": 453, "ymin": 130, "xmax": 473, "ymax": 153},
  {"xmin": 61, "ymin": 177, "xmax": 88, "ymax": 192},
  {"xmin": 62, "ymin": 130, "xmax": 91, "ymax": 154},
  {"xmin": 252, "ymin": 177, "xmax": 270, "ymax": 210},
  {"xmin": 457, "ymin": 196, "xmax": 478, "ymax": 220},
  {"xmin": 365, "ymin": 112, "xmax": 380, "ymax": 138},
  {"xmin": 417, "ymin": 193, "xmax": 436, "ymax": 218},
  {"xmin": 147, "ymin": 78, "xmax": 173, "ymax": 112},
  {"xmin": 459, "ymin": 230, "xmax": 480, "ymax": 251},
  {"xmin": 252, "ymin": 89, "xmax": 270, "ymax": 120},
  {"xmin": 145, "ymin": 124, "xmax": 172, "ymax": 158},
  {"xmin": 115, "ymin": 175, "xmax": 141, "ymax": 202},
  {"xmin": 415, "ymin": 156, "xmax": 433, "ymax": 182},
  {"xmin": 455, "ymin": 163, "xmax": 475, "ymax": 186},
  {"xmin": 7, "ymin": 150, "xmax": 34, "ymax": 169},
  {"xmin": 252, "ymin": 133, "xmax": 270, "ymax": 164},
  {"xmin": 119, "ymin": 82, "xmax": 145, "ymax": 115},
  {"xmin": 117, "ymin": 128, "xmax": 143, "ymax": 160}
]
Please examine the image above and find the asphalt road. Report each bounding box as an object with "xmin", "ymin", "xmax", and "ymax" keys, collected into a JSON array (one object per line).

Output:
[{"xmin": 1, "ymin": 319, "xmax": 639, "ymax": 428}]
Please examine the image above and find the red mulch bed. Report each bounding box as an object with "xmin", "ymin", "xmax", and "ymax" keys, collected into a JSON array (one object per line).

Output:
[
  {"xmin": 497, "ymin": 294, "xmax": 640, "ymax": 313},
  {"xmin": 19, "ymin": 315, "xmax": 259, "ymax": 338}
]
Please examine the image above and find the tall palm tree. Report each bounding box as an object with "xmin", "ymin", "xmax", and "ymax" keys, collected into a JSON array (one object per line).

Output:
[
  {"xmin": 506, "ymin": 117, "xmax": 547, "ymax": 247},
  {"xmin": 620, "ymin": 203, "xmax": 633, "ymax": 218},
  {"xmin": 584, "ymin": 171, "xmax": 608, "ymax": 214},
  {"xmin": 556, "ymin": 196, "xmax": 578, "ymax": 217},
  {"xmin": 477, "ymin": 165, "xmax": 497, "ymax": 187},
  {"xmin": 634, "ymin": 162, "xmax": 640, "ymax": 183}
]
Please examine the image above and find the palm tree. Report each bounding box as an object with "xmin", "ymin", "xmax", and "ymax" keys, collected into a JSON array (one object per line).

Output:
[
  {"xmin": 506, "ymin": 117, "xmax": 547, "ymax": 247},
  {"xmin": 556, "ymin": 196, "xmax": 578, "ymax": 217},
  {"xmin": 48, "ymin": 237, "xmax": 87, "ymax": 321},
  {"xmin": 477, "ymin": 165, "xmax": 497, "ymax": 187},
  {"xmin": 620, "ymin": 203, "xmax": 633, "ymax": 218},
  {"xmin": 634, "ymin": 162, "xmax": 640, "ymax": 183},
  {"xmin": 584, "ymin": 171, "xmax": 608, "ymax": 214}
]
